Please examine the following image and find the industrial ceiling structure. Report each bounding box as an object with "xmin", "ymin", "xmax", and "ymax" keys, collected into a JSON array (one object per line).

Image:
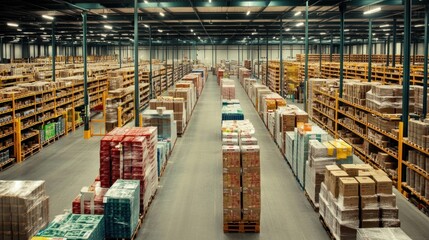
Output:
[{"xmin": 0, "ymin": 0, "xmax": 427, "ymax": 45}]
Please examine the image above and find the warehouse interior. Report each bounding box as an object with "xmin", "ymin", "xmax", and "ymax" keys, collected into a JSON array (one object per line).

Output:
[{"xmin": 0, "ymin": 0, "xmax": 429, "ymax": 240}]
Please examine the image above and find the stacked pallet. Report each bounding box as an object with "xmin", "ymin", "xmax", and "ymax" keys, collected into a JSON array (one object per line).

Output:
[
  {"xmin": 0, "ymin": 180, "xmax": 49, "ymax": 240},
  {"xmin": 149, "ymin": 98, "xmax": 187, "ymax": 135}
]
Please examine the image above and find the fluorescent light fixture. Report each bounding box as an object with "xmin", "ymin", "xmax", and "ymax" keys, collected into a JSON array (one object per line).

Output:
[
  {"xmin": 76, "ymin": 36, "xmax": 80, "ymax": 39},
  {"xmin": 104, "ymin": 25, "xmax": 113, "ymax": 30},
  {"xmin": 40, "ymin": 27, "xmax": 45, "ymax": 30},
  {"xmin": 372, "ymin": 33, "xmax": 376, "ymax": 35},
  {"xmin": 344, "ymin": 29, "xmax": 350, "ymax": 32},
  {"xmin": 42, "ymin": 15, "xmax": 54, "ymax": 20},
  {"xmin": 193, "ymin": 33, "xmax": 196, "ymax": 35},
  {"xmin": 191, "ymin": 29, "xmax": 194, "ymax": 32},
  {"xmin": 320, "ymin": 32, "xmax": 326, "ymax": 35},
  {"xmin": 285, "ymin": 28, "xmax": 290, "ymax": 31},
  {"xmin": 144, "ymin": 24, "xmax": 149, "ymax": 28},
  {"xmin": 415, "ymin": 24, "xmax": 424, "ymax": 27},
  {"xmin": 380, "ymin": 24, "xmax": 389, "ymax": 28},
  {"xmin": 209, "ymin": 0, "xmax": 212, "ymax": 2},
  {"xmin": 102, "ymin": 15, "xmax": 107, "ymax": 19},
  {"xmin": 101, "ymin": 38, "xmax": 104, "ymax": 40},
  {"xmin": 363, "ymin": 7, "xmax": 381, "ymax": 15},
  {"xmin": 296, "ymin": 22, "xmax": 304, "ymax": 27},
  {"xmin": 130, "ymin": 38, "xmax": 134, "ymax": 41},
  {"xmin": 17, "ymin": 29, "xmax": 22, "ymax": 32},
  {"xmin": 198, "ymin": 36, "xmax": 201, "ymax": 39},
  {"xmin": 385, "ymin": 33, "xmax": 390, "ymax": 35},
  {"xmin": 101, "ymin": 34, "xmax": 107, "ymax": 37},
  {"xmin": 7, "ymin": 22, "xmax": 18, "ymax": 27},
  {"xmin": 252, "ymin": 32, "xmax": 257, "ymax": 35},
  {"xmin": 294, "ymin": 11, "xmax": 301, "ymax": 16},
  {"xmin": 158, "ymin": 29, "xmax": 163, "ymax": 33},
  {"xmin": 273, "ymin": 36, "xmax": 275, "ymax": 39},
  {"xmin": 246, "ymin": 10, "xmax": 250, "ymax": 15},
  {"xmin": 144, "ymin": 0, "xmax": 149, "ymax": 3},
  {"xmin": 159, "ymin": 12, "xmax": 165, "ymax": 17}
]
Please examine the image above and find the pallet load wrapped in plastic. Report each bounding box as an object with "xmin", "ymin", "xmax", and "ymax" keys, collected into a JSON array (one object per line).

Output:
[
  {"xmin": 72, "ymin": 180, "xmax": 108, "ymax": 215},
  {"xmin": 239, "ymin": 68, "xmax": 251, "ymax": 86},
  {"xmin": 319, "ymin": 163, "xmax": 401, "ymax": 240},
  {"xmin": 157, "ymin": 142, "xmax": 169, "ymax": 177},
  {"xmin": 366, "ymin": 84, "xmax": 414, "ymax": 114},
  {"xmin": 149, "ymin": 97, "xmax": 187, "ymax": 135},
  {"xmin": 222, "ymin": 120, "xmax": 255, "ymax": 136},
  {"xmin": 285, "ymin": 131, "xmax": 295, "ymax": 166},
  {"xmin": 182, "ymin": 73, "xmax": 203, "ymax": 98},
  {"xmin": 244, "ymin": 78, "xmax": 257, "ymax": 94},
  {"xmin": 221, "ymin": 80, "xmax": 236, "ymax": 100},
  {"xmin": 293, "ymin": 124, "xmax": 329, "ymax": 187},
  {"xmin": 241, "ymin": 145, "xmax": 261, "ymax": 223},
  {"xmin": 223, "ymin": 145, "xmax": 241, "ymax": 222},
  {"xmin": 222, "ymin": 103, "xmax": 244, "ymax": 121},
  {"xmin": 249, "ymin": 84, "xmax": 269, "ymax": 108},
  {"xmin": 356, "ymin": 228, "xmax": 412, "ymax": 240},
  {"xmin": 104, "ymin": 180, "xmax": 140, "ymax": 239},
  {"xmin": 168, "ymin": 85, "xmax": 194, "ymax": 120},
  {"xmin": 0, "ymin": 180, "xmax": 49, "ymax": 240},
  {"xmin": 141, "ymin": 108, "xmax": 177, "ymax": 149},
  {"xmin": 34, "ymin": 214, "xmax": 104, "ymax": 240}
]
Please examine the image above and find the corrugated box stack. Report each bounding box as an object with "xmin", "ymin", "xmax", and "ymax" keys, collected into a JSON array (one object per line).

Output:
[
  {"xmin": 72, "ymin": 179, "xmax": 108, "ymax": 215},
  {"xmin": 169, "ymin": 81, "xmax": 196, "ymax": 119},
  {"xmin": 319, "ymin": 163, "xmax": 401, "ymax": 240},
  {"xmin": 141, "ymin": 108, "xmax": 177, "ymax": 151},
  {"xmin": 223, "ymin": 145, "xmax": 241, "ymax": 222},
  {"xmin": 412, "ymin": 85, "xmax": 429, "ymax": 115},
  {"xmin": 104, "ymin": 180, "xmax": 140, "ymax": 239},
  {"xmin": 244, "ymin": 78, "xmax": 257, "ymax": 94},
  {"xmin": 182, "ymin": 73, "xmax": 203, "ymax": 98},
  {"xmin": 356, "ymin": 228, "xmax": 412, "ymax": 240},
  {"xmin": 239, "ymin": 68, "xmax": 251, "ymax": 86},
  {"xmin": 221, "ymin": 101, "xmax": 244, "ymax": 121},
  {"xmin": 221, "ymin": 78, "xmax": 236, "ymax": 100},
  {"xmin": 34, "ymin": 214, "xmax": 105, "ymax": 240},
  {"xmin": 241, "ymin": 145, "xmax": 261, "ymax": 223},
  {"xmin": 406, "ymin": 150, "xmax": 429, "ymax": 200},
  {"xmin": 366, "ymin": 84, "xmax": 414, "ymax": 114},
  {"xmin": 293, "ymin": 124, "xmax": 329, "ymax": 187},
  {"xmin": 149, "ymin": 97, "xmax": 187, "ymax": 135},
  {"xmin": 408, "ymin": 119, "xmax": 429, "ymax": 149},
  {"xmin": 0, "ymin": 180, "xmax": 49, "ymax": 240},
  {"xmin": 275, "ymin": 106, "xmax": 309, "ymax": 154}
]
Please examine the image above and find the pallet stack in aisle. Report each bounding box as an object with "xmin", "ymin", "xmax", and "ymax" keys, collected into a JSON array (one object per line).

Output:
[
  {"xmin": 0, "ymin": 180, "xmax": 49, "ymax": 240},
  {"xmin": 222, "ymin": 118, "xmax": 260, "ymax": 233},
  {"xmin": 34, "ymin": 213, "xmax": 105, "ymax": 240},
  {"xmin": 222, "ymin": 102, "xmax": 244, "ymax": 121},
  {"xmin": 72, "ymin": 179, "xmax": 108, "ymax": 215},
  {"xmin": 319, "ymin": 163, "xmax": 401, "ymax": 240},
  {"xmin": 221, "ymin": 78, "xmax": 236, "ymax": 100},
  {"xmin": 356, "ymin": 228, "xmax": 412, "ymax": 240},
  {"xmin": 149, "ymin": 97, "xmax": 187, "ymax": 136}
]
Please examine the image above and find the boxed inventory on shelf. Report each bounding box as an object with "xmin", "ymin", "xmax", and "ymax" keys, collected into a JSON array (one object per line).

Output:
[
  {"xmin": 182, "ymin": 73, "xmax": 203, "ymax": 98},
  {"xmin": 34, "ymin": 213, "xmax": 104, "ymax": 240},
  {"xmin": 149, "ymin": 98, "xmax": 187, "ymax": 135},
  {"xmin": 0, "ymin": 180, "xmax": 49, "ymax": 240},
  {"xmin": 249, "ymin": 84, "xmax": 269, "ymax": 107},
  {"xmin": 319, "ymin": 163, "xmax": 400, "ymax": 240},
  {"xmin": 244, "ymin": 78, "xmax": 257, "ymax": 94},
  {"xmin": 366, "ymin": 84, "xmax": 414, "ymax": 114}
]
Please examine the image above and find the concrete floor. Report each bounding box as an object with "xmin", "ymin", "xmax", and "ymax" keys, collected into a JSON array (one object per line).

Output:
[{"xmin": 0, "ymin": 74, "xmax": 428, "ymax": 240}]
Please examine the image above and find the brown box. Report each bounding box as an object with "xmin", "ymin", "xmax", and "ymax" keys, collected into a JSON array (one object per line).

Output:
[
  {"xmin": 360, "ymin": 195, "xmax": 378, "ymax": 208},
  {"xmin": 222, "ymin": 146, "xmax": 240, "ymax": 168},
  {"xmin": 371, "ymin": 175, "xmax": 392, "ymax": 195},
  {"xmin": 341, "ymin": 164, "xmax": 360, "ymax": 176},
  {"xmin": 378, "ymin": 194, "xmax": 396, "ymax": 207},
  {"xmin": 338, "ymin": 196, "xmax": 359, "ymax": 208},
  {"xmin": 242, "ymin": 187, "xmax": 261, "ymax": 209},
  {"xmin": 361, "ymin": 208, "xmax": 380, "ymax": 220},
  {"xmin": 295, "ymin": 111, "xmax": 309, "ymax": 125},
  {"xmin": 223, "ymin": 168, "xmax": 241, "ymax": 188},
  {"xmin": 324, "ymin": 165, "xmax": 341, "ymax": 186},
  {"xmin": 380, "ymin": 207, "xmax": 399, "ymax": 219},
  {"xmin": 223, "ymin": 188, "xmax": 241, "ymax": 209},
  {"xmin": 242, "ymin": 170, "xmax": 261, "ymax": 188},
  {"xmin": 356, "ymin": 177, "xmax": 376, "ymax": 196},
  {"xmin": 339, "ymin": 177, "xmax": 359, "ymax": 197},
  {"xmin": 360, "ymin": 219, "xmax": 380, "ymax": 228},
  {"xmin": 223, "ymin": 208, "xmax": 241, "ymax": 222},
  {"xmin": 242, "ymin": 208, "xmax": 261, "ymax": 222},
  {"xmin": 241, "ymin": 145, "xmax": 260, "ymax": 168},
  {"xmin": 330, "ymin": 171, "xmax": 349, "ymax": 198}
]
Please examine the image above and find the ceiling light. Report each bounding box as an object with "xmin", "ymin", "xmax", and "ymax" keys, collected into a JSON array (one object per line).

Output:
[
  {"xmin": 144, "ymin": 24, "xmax": 149, "ymax": 28},
  {"xmin": 415, "ymin": 24, "xmax": 424, "ymax": 27},
  {"xmin": 380, "ymin": 24, "xmax": 389, "ymax": 28},
  {"xmin": 273, "ymin": 36, "xmax": 275, "ymax": 39},
  {"xmin": 191, "ymin": 29, "xmax": 194, "ymax": 32},
  {"xmin": 294, "ymin": 12, "xmax": 301, "ymax": 16},
  {"xmin": 320, "ymin": 32, "xmax": 326, "ymax": 35},
  {"xmin": 104, "ymin": 25, "xmax": 113, "ymax": 30},
  {"xmin": 194, "ymin": 33, "xmax": 196, "ymax": 35},
  {"xmin": 144, "ymin": 0, "xmax": 149, "ymax": 3},
  {"xmin": 296, "ymin": 22, "xmax": 304, "ymax": 27},
  {"xmin": 158, "ymin": 29, "xmax": 163, "ymax": 33},
  {"xmin": 76, "ymin": 36, "xmax": 80, "ymax": 39},
  {"xmin": 246, "ymin": 10, "xmax": 250, "ymax": 15},
  {"xmin": 385, "ymin": 33, "xmax": 390, "ymax": 35},
  {"xmin": 42, "ymin": 15, "xmax": 54, "ymax": 20},
  {"xmin": 209, "ymin": 0, "xmax": 212, "ymax": 2},
  {"xmin": 101, "ymin": 38, "xmax": 104, "ymax": 40},
  {"xmin": 102, "ymin": 15, "xmax": 107, "ymax": 19},
  {"xmin": 101, "ymin": 34, "xmax": 107, "ymax": 37},
  {"xmin": 344, "ymin": 29, "xmax": 350, "ymax": 32},
  {"xmin": 40, "ymin": 27, "xmax": 45, "ymax": 30},
  {"xmin": 372, "ymin": 33, "xmax": 376, "ymax": 35},
  {"xmin": 198, "ymin": 36, "xmax": 201, "ymax": 39},
  {"xmin": 285, "ymin": 28, "xmax": 290, "ymax": 31},
  {"xmin": 363, "ymin": 7, "xmax": 381, "ymax": 15},
  {"xmin": 7, "ymin": 22, "xmax": 18, "ymax": 27},
  {"xmin": 160, "ymin": 12, "xmax": 165, "ymax": 17},
  {"xmin": 252, "ymin": 32, "xmax": 257, "ymax": 35},
  {"xmin": 17, "ymin": 29, "xmax": 22, "ymax": 32}
]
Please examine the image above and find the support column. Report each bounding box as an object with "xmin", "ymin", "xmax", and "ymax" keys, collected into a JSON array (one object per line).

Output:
[
  {"xmin": 423, "ymin": 4, "xmax": 429, "ymax": 118},
  {"xmin": 387, "ymin": 35, "xmax": 391, "ymax": 66},
  {"xmin": 319, "ymin": 37, "xmax": 322, "ymax": 70},
  {"xmin": 82, "ymin": 11, "xmax": 90, "ymax": 139},
  {"xmin": 339, "ymin": 2, "xmax": 345, "ymax": 97},
  {"xmin": 304, "ymin": 0, "xmax": 310, "ymax": 107},
  {"xmin": 0, "ymin": 37, "xmax": 3, "ymax": 63},
  {"xmin": 266, "ymin": 31, "xmax": 269, "ymax": 85},
  {"xmin": 133, "ymin": 0, "xmax": 140, "ymax": 127},
  {"xmin": 368, "ymin": 19, "xmax": 373, "ymax": 82},
  {"xmin": 238, "ymin": 44, "xmax": 240, "ymax": 66},
  {"xmin": 149, "ymin": 26, "xmax": 153, "ymax": 99},
  {"xmin": 52, "ymin": 21, "xmax": 56, "ymax": 81},
  {"xmin": 280, "ymin": 18, "xmax": 284, "ymax": 97},
  {"xmin": 402, "ymin": 0, "xmax": 411, "ymax": 135},
  {"xmin": 257, "ymin": 37, "xmax": 260, "ymax": 78},
  {"xmin": 119, "ymin": 35, "xmax": 122, "ymax": 68}
]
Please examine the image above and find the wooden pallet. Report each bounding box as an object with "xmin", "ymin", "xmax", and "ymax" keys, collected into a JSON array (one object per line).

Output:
[
  {"xmin": 224, "ymin": 221, "xmax": 260, "ymax": 233},
  {"xmin": 0, "ymin": 158, "xmax": 15, "ymax": 171},
  {"xmin": 305, "ymin": 191, "xmax": 320, "ymax": 212},
  {"xmin": 319, "ymin": 216, "xmax": 336, "ymax": 240},
  {"xmin": 107, "ymin": 218, "xmax": 142, "ymax": 240}
]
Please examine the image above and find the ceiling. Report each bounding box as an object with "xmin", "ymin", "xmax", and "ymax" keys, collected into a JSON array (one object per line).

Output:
[{"xmin": 0, "ymin": 0, "xmax": 427, "ymax": 45}]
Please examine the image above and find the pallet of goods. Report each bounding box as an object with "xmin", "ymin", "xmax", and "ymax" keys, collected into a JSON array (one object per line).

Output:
[
  {"xmin": 220, "ymin": 78, "xmax": 236, "ymax": 100},
  {"xmin": 0, "ymin": 180, "xmax": 49, "ymax": 240},
  {"xmin": 222, "ymin": 124, "xmax": 260, "ymax": 233},
  {"xmin": 319, "ymin": 163, "xmax": 401, "ymax": 240},
  {"xmin": 149, "ymin": 98, "xmax": 187, "ymax": 136},
  {"xmin": 72, "ymin": 179, "xmax": 108, "ymax": 215},
  {"xmin": 34, "ymin": 213, "xmax": 105, "ymax": 240},
  {"xmin": 356, "ymin": 227, "xmax": 412, "ymax": 240}
]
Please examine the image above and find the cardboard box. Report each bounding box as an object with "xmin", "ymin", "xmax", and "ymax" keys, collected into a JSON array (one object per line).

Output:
[
  {"xmin": 338, "ymin": 196, "xmax": 359, "ymax": 208},
  {"xmin": 361, "ymin": 208, "xmax": 380, "ymax": 220},
  {"xmin": 360, "ymin": 219, "xmax": 380, "ymax": 228},
  {"xmin": 223, "ymin": 208, "xmax": 242, "ymax": 222},
  {"xmin": 223, "ymin": 168, "xmax": 241, "ymax": 188},
  {"xmin": 371, "ymin": 175, "xmax": 392, "ymax": 195},
  {"xmin": 330, "ymin": 170, "xmax": 349, "ymax": 198},
  {"xmin": 242, "ymin": 208, "xmax": 261, "ymax": 222},
  {"xmin": 339, "ymin": 177, "xmax": 358, "ymax": 197},
  {"xmin": 356, "ymin": 177, "xmax": 376, "ymax": 196},
  {"xmin": 241, "ymin": 145, "xmax": 260, "ymax": 168},
  {"xmin": 360, "ymin": 195, "xmax": 378, "ymax": 208},
  {"xmin": 223, "ymin": 188, "xmax": 241, "ymax": 209},
  {"xmin": 242, "ymin": 187, "xmax": 261, "ymax": 209},
  {"xmin": 341, "ymin": 164, "xmax": 360, "ymax": 176},
  {"xmin": 378, "ymin": 193, "xmax": 396, "ymax": 207}
]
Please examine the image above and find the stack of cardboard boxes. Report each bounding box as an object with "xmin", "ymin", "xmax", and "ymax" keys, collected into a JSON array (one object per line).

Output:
[
  {"xmin": 356, "ymin": 227, "xmax": 412, "ymax": 240},
  {"xmin": 408, "ymin": 119, "xmax": 429, "ymax": 149},
  {"xmin": 366, "ymin": 85, "xmax": 414, "ymax": 114},
  {"xmin": 72, "ymin": 179, "xmax": 108, "ymax": 215},
  {"xmin": 406, "ymin": 150, "xmax": 429, "ymax": 200},
  {"xmin": 149, "ymin": 97, "xmax": 187, "ymax": 135},
  {"xmin": 0, "ymin": 180, "xmax": 49, "ymax": 240},
  {"xmin": 319, "ymin": 164, "xmax": 400, "ymax": 240}
]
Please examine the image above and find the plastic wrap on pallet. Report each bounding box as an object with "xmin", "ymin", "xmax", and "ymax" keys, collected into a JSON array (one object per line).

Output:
[
  {"xmin": 222, "ymin": 132, "xmax": 239, "ymax": 139},
  {"xmin": 142, "ymin": 109, "xmax": 176, "ymax": 143},
  {"xmin": 221, "ymin": 104, "xmax": 244, "ymax": 121},
  {"xmin": 222, "ymin": 138, "xmax": 239, "ymax": 146},
  {"xmin": 222, "ymin": 119, "xmax": 255, "ymax": 135},
  {"xmin": 72, "ymin": 181, "xmax": 108, "ymax": 215},
  {"xmin": 0, "ymin": 180, "xmax": 49, "ymax": 240},
  {"xmin": 104, "ymin": 180, "xmax": 140, "ymax": 239},
  {"xmin": 240, "ymin": 137, "xmax": 258, "ymax": 146},
  {"xmin": 356, "ymin": 228, "xmax": 412, "ymax": 240},
  {"xmin": 34, "ymin": 214, "xmax": 104, "ymax": 240},
  {"xmin": 157, "ymin": 142, "xmax": 168, "ymax": 177}
]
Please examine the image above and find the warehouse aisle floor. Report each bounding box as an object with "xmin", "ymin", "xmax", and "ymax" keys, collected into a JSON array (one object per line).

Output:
[{"xmin": 139, "ymin": 75, "xmax": 329, "ymax": 240}]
